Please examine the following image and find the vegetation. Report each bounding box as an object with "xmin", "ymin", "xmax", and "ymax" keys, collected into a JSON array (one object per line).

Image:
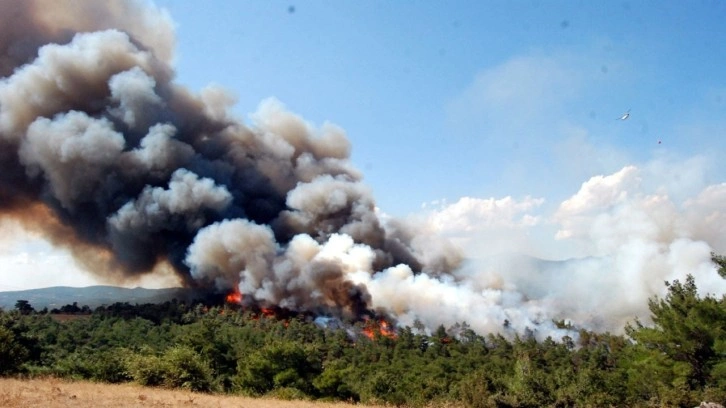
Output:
[{"xmin": 1, "ymin": 256, "xmax": 725, "ymax": 407}]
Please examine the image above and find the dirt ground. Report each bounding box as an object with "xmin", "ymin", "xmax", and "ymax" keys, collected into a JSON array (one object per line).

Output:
[{"xmin": 0, "ymin": 377, "xmax": 382, "ymax": 408}]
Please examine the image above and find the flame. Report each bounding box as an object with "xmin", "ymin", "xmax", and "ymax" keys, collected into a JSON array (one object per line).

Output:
[
  {"xmin": 379, "ymin": 320, "xmax": 397, "ymax": 338},
  {"xmin": 361, "ymin": 318, "xmax": 397, "ymax": 340},
  {"xmin": 221, "ymin": 287, "xmax": 295, "ymax": 328},
  {"xmin": 225, "ymin": 287, "xmax": 242, "ymax": 304}
]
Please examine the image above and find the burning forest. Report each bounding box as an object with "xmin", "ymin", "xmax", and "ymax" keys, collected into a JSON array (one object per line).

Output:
[
  {"xmin": 2, "ymin": 3, "xmax": 725, "ymax": 405},
  {"xmin": 0, "ymin": 0, "xmax": 461, "ymax": 331},
  {"xmin": 2, "ymin": 0, "xmax": 726, "ymax": 342}
]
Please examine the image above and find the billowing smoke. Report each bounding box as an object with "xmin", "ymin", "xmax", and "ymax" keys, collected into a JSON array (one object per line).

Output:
[
  {"xmin": 3, "ymin": 1, "xmax": 724, "ymax": 339},
  {"xmin": 416, "ymin": 163, "xmax": 726, "ymax": 335},
  {"xmin": 0, "ymin": 0, "xmax": 460, "ymax": 321}
]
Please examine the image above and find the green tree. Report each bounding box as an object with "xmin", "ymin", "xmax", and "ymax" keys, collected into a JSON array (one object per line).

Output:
[
  {"xmin": 126, "ymin": 349, "xmax": 165, "ymax": 387},
  {"xmin": 506, "ymin": 348, "xmax": 554, "ymax": 407},
  {"xmin": 458, "ymin": 369, "xmax": 503, "ymax": 408},
  {"xmin": 712, "ymin": 252, "xmax": 726, "ymax": 279},
  {"xmin": 14, "ymin": 300, "xmax": 34, "ymax": 315},
  {"xmin": 626, "ymin": 274, "xmax": 726, "ymax": 403},
  {"xmin": 161, "ymin": 345, "xmax": 214, "ymax": 392},
  {"xmin": 234, "ymin": 341, "xmax": 321, "ymax": 396},
  {"xmin": 0, "ymin": 325, "xmax": 28, "ymax": 374},
  {"xmin": 313, "ymin": 359, "xmax": 357, "ymax": 401}
]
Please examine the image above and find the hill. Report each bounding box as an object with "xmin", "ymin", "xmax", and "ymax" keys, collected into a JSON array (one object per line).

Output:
[{"xmin": 0, "ymin": 285, "xmax": 196, "ymax": 310}]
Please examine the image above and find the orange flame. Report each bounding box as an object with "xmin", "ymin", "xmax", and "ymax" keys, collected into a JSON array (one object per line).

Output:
[
  {"xmin": 362, "ymin": 318, "xmax": 397, "ymax": 340},
  {"xmin": 225, "ymin": 287, "xmax": 242, "ymax": 304},
  {"xmin": 379, "ymin": 320, "xmax": 397, "ymax": 338}
]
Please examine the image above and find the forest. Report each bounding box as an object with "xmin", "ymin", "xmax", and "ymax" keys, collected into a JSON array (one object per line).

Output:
[{"xmin": 1, "ymin": 255, "xmax": 725, "ymax": 408}]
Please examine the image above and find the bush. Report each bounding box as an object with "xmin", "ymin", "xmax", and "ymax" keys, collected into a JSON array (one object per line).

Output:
[
  {"xmin": 91, "ymin": 348, "xmax": 132, "ymax": 383},
  {"xmin": 313, "ymin": 361, "xmax": 357, "ymax": 401},
  {"xmin": 0, "ymin": 326, "xmax": 29, "ymax": 375},
  {"xmin": 234, "ymin": 341, "xmax": 320, "ymax": 397},
  {"xmin": 53, "ymin": 353, "xmax": 92, "ymax": 380},
  {"xmin": 363, "ymin": 371, "xmax": 407, "ymax": 406},
  {"xmin": 457, "ymin": 370, "xmax": 501, "ymax": 408},
  {"xmin": 161, "ymin": 345, "xmax": 214, "ymax": 392},
  {"xmin": 126, "ymin": 352, "xmax": 165, "ymax": 387}
]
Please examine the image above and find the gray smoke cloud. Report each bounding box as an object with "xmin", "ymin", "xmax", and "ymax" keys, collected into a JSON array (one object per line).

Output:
[
  {"xmin": 413, "ymin": 164, "xmax": 726, "ymax": 337},
  {"xmin": 0, "ymin": 0, "xmax": 461, "ymax": 321}
]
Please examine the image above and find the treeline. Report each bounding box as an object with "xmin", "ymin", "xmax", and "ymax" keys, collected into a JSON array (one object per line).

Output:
[{"xmin": 1, "ymin": 261, "xmax": 725, "ymax": 407}]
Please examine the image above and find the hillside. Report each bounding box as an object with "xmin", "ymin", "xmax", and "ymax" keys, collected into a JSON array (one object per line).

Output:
[
  {"xmin": 0, "ymin": 274, "xmax": 723, "ymax": 407},
  {"xmin": 0, "ymin": 285, "xmax": 196, "ymax": 310}
]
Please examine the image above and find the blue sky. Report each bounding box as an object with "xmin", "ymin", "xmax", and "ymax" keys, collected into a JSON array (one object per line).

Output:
[
  {"xmin": 1, "ymin": 1, "xmax": 725, "ymax": 333},
  {"xmin": 153, "ymin": 0, "xmax": 725, "ymax": 216}
]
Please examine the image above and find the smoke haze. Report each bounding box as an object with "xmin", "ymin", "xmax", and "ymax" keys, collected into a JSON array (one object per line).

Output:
[
  {"xmin": 422, "ymin": 162, "xmax": 726, "ymax": 334},
  {"xmin": 1, "ymin": 0, "xmax": 724, "ymax": 338}
]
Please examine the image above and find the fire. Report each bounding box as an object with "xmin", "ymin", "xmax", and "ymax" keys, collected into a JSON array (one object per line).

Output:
[
  {"xmin": 361, "ymin": 318, "xmax": 397, "ymax": 340},
  {"xmin": 260, "ymin": 307, "xmax": 276, "ymax": 317},
  {"xmin": 225, "ymin": 287, "xmax": 242, "ymax": 304},
  {"xmin": 224, "ymin": 287, "xmax": 288, "ymax": 322}
]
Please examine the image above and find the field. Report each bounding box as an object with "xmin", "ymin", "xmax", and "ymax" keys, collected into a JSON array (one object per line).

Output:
[{"xmin": 0, "ymin": 377, "xmax": 384, "ymax": 408}]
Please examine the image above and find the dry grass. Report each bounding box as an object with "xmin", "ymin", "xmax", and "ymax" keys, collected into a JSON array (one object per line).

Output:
[{"xmin": 0, "ymin": 377, "xmax": 384, "ymax": 408}]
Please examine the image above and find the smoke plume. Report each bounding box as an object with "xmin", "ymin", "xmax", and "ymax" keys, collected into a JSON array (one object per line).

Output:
[
  {"xmin": 3, "ymin": 1, "xmax": 724, "ymax": 339},
  {"xmin": 418, "ymin": 163, "xmax": 726, "ymax": 335},
  {"xmin": 0, "ymin": 0, "xmax": 460, "ymax": 322}
]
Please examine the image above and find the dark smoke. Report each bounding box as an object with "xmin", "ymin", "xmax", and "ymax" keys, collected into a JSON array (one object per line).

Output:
[{"xmin": 0, "ymin": 0, "xmax": 461, "ymax": 320}]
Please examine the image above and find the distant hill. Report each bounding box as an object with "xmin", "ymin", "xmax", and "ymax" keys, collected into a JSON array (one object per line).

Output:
[
  {"xmin": 1, "ymin": 255, "xmax": 584, "ymax": 312},
  {"xmin": 0, "ymin": 285, "xmax": 199, "ymax": 311}
]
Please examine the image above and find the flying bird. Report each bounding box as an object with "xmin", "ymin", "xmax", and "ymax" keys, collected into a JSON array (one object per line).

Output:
[{"xmin": 617, "ymin": 109, "xmax": 631, "ymax": 120}]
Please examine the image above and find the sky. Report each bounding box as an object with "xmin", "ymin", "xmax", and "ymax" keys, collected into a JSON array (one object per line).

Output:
[
  {"xmin": 150, "ymin": 0, "xmax": 726, "ymax": 214},
  {"xmin": 1, "ymin": 0, "xmax": 725, "ymax": 335}
]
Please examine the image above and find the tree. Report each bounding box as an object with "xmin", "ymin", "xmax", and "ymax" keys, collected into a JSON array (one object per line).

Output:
[
  {"xmin": 234, "ymin": 341, "xmax": 321, "ymax": 396},
  {"xmin": 161, "ymin": 345, "xmax": 214, "ymax": 392},
  {"xmin": 0, "ymin": 325, "xmax": 28, "ymax": 374},
  {"xmin": 712, "ymin": 252, "xmax": 726, "ymax": 279},
  {"xmin": 626, "ymin": 274, "xmax": 726, "ymax": 400},
  {"xmin": 14, "ymin": 300, "xmax": 34, "ymax": 315},
  {"xmin": 126, "ymin": 348, "xmax": 166, "ymax": 387},
  {"xmin": 313, "ymin": 359, "xmax": 357, "ymax": 401}
]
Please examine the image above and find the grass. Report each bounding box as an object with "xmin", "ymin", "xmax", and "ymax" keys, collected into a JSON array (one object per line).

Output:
[{"xmin": 0, "ymin": 377, "xmax": 384, "ymax": 408}]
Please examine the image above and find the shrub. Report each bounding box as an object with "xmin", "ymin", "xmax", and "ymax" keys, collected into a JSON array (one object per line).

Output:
[
  {"xmin": 126, "ymin": 352, "xmax": 165, "ymax": 387},
  {"xmin": 90, "ymin": 348, "xmax": 132, "ymax": 383},
  {"xmin": 0, "ymin": 326, "xmax": 29, "ymax": 375},
  {"xmin": 161, "ymin": 345, "xmax": 214, "ymax": 392},
  {"xmin": 234, "ymin": 341, "xmax": 320, "ymax": 397}
]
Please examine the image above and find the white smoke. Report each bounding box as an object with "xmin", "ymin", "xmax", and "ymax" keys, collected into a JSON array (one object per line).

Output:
[
  {"xmin": 185, "ymin": 226, "xmax": 375, "ymax": 319},
  {"xmin": 386, "ymin": 160, "xmax": 726, "ymax": 336}
]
